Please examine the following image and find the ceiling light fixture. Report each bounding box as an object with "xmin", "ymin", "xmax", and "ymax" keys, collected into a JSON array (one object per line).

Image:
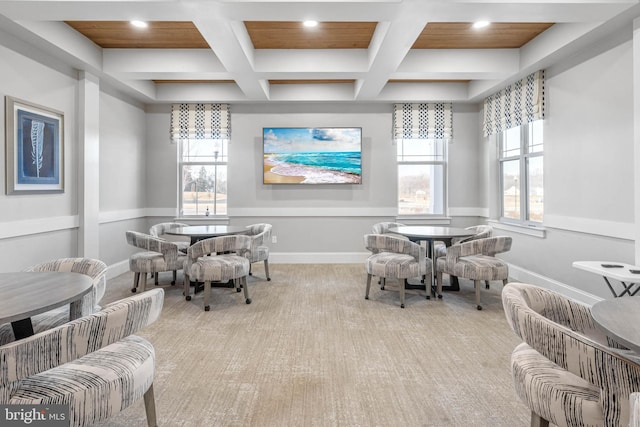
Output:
[
  {"xmin": 303, "ymin": 20, "xmax": 318, "ymax": 28},
  {"xmin": 130, "ymin": 20, "xmax": 148, "ymax": 28},
  {"xmin": 472, "ymin": 21, "xmax": 490, "ymax": 29}
]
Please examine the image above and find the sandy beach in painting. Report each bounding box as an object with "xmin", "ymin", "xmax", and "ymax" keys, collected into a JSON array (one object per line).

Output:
[{"xmin": 264, "ymin": 155, "xmax": 361, "ymax": 184}]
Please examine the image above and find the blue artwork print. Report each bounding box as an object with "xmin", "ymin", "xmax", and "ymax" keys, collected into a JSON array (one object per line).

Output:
[{"xmin": 16, "ymin": 109, "xmax": 60, "ymax": 185}]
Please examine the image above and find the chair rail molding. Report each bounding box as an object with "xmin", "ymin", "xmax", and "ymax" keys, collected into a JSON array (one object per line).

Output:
[{"xmin": 0, "ymin": 215, "xmax": 78, "ymax": 240}]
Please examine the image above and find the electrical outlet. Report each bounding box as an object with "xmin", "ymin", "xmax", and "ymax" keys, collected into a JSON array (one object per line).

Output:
[{"xmin": 271, "ymin": 235, "xmax": 277, "ymax": 244}]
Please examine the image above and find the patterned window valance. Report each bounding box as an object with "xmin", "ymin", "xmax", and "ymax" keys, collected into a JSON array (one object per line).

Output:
[
  {"xmin": 170, "ymin": 103, "xmax": 230, "ymax": 142},
  {"xmin": 483, "ymin": 70, "xmax": 545, "ymax": 137},
  {"xmin": 393, "ymin": 103, "xmax": 453, "ymax": 141}
]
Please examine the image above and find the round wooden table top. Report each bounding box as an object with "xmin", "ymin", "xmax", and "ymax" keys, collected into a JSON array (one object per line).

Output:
[
  {"xmin": 591, "ymin": 297, "xmax": 640, "ymax": 354},
  {"xmin": 388, "ymin": 226, "xmax": 475, "ymax": 240},
  {"xmin": 0, "ymin": 271, "xmax": 93, "ymax": 325},
  {"xmin": 165, "ymin": 225, "xmax": 248, "ymax": 238}
]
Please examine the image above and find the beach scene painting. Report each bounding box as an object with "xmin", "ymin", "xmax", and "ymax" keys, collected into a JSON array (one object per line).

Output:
[{"xmin": 263, "ymin": 127, "xmax": 362, "ymax": 184}]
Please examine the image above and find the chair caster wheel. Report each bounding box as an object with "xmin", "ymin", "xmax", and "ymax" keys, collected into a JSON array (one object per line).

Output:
[
  {"xmin": 236, "ymin": 288, "xmax": 242, "ymax": 292},
  {"xmin": 438, "ymin": 294, "xmax": 443, "ymax": 299},
  {"xmin": 426, "ymin": 295, "xmax": 431, "ymax": 300},
  {"xmin": 131, "ymin": 288, "xmax": 137, "ymax": 293},
  {"xmin": 485, "ymin": 284, "xmax": 490, "ymax": 289},
  {"xmin": 171, "ymin": 280, "xmax": 176, "ymax": 285},
  {"xmin": 186, "ymin": 295, "xmax": 191, "ymax": 301},
  {"xmin": 204, "ymin": 305, "xmax": 210, "ymax": 311},
  {"xmin": 477, "ymin": 305, "xmax": 482, "ymax": 310},
  {"xmin": 245, "ymin": 298, "xmax": 252, "ymax": 304},
  {"xmin": 365, "ymin": 296, "xmax": 369, "ymax": 300},
  {"xmin": 249, "ymin": 272, "xmax": 253, "ymax": 276},
  {"xmin": 380, "ymin": 286, "xmax": 385, "ymax": 290},
  {"xmin": 267, "ymin": 278, "xmax": 271, "ymax": 281},
  {"xmin": 400, "ymin": 304, "xmax": 405, "ymax": 308}
]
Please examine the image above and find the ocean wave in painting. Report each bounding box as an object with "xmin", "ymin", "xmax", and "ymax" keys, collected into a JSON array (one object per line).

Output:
[{"xmin": 267, "ymin": 156, "xmax": 361, "ymax": 184}]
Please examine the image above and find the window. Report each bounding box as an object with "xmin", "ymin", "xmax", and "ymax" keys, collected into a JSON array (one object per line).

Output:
[
  {"xmin": 499, "ymin": 120, "xmax": 543, "ymax": 224},
  {"xmin": 179, "ymin": 138, "xmax": 228, "ymax": 217},
  {"xmin": 397, "ymin": 138, "xmax": 447, "ymax": 215}
]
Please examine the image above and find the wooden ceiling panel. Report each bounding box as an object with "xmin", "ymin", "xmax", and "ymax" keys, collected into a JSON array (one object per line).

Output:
[
  {"xmin": 65, "ymin": 21, "xmax": 209, "ymax": 48},
  {"xmin": 412, "ymin": 22, "xmax": 554, "ymax": 49},
  {"xmin": 245, "ymin": 21, "xmax": 377, "ymax": 49}
]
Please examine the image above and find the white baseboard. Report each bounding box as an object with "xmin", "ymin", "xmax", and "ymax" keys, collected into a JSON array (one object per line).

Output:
[
  {"xmin": 107, "ymin": 259, "xmax": 130, "ymax": 280},
  {"xmin": 507, "ymin": 263, "xmax": 602, "ymax": 306}
]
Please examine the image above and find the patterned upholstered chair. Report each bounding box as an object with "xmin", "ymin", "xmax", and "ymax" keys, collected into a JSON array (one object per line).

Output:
[
  {"xmin": 0, "ymin": 258, "xmax": 107, "ymax": 346},
  {"xmin": 149, "ymin": 222, "xmax": 190, "ymax": 284},
  {"xmin": 502, "ymin": 283, "xmax": 640, "ymax": 427},
  {"xmin": 126, "ymin": 231, "xmax": 187, "ymax": 292},
  {"xmin": 631, "ymin": 393, "xmax": 640, "ymax": 427},
  {"xmin": 183, "ymin": 235, "xmax": 252, "ymax": 311},
  {"xmin": 371, "ymin": 222, "xmax": 408, "ymax": 242},
  {"xmin": 245, "ymin": 223, "xmax": 272, "ymax": 281},
  {"xmin": 433, "ymin": 225, "xmax": 493, "ymax": 259},
  {"xmin": 435, "ymin": 236, "xmax": 511, "ymax": 310},
  {"xmin": 0, "ymin": 288, "xmax": 164, "ymax": 427},
  {"xmin": 364, "ymin": 234, "xmax": 430, "ymax": 308}
]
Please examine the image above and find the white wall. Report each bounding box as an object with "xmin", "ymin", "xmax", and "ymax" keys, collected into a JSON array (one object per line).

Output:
[
  {"xmin": 0, "ymin": 44, "xmax": 79, "ymax": 270},
  {"xmin": 485, "ymin": 37, "xmax": 636, "ymax": 300}
]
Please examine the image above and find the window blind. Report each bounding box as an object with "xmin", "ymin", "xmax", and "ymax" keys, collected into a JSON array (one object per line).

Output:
[
  {"xmin": 483, "ymin": 70, "xmax": 544, "ymax": 137},
  {"xmin": 170, "ymin": 103, "xmax": 230, "ymax": 142},
  {"xmin": 393, "ymin": 103, "xmax": 453, "ymax": 141}
]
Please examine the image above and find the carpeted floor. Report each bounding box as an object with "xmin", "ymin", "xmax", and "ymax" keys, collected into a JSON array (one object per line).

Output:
[{"xmin": 96, "ymin": 264, "xmax": 530, "ymax": 427}]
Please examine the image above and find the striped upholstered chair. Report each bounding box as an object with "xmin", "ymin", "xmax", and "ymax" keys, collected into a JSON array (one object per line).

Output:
[
  {"xmin": 502, "ymin": 283, "xmax": 640, "ymax": 427},
  {"xmin": 183, "ymin": 235, "xmax": 252, "ymax": 311},
  {"xmin": 433, "ymin": 224, "xmax": 493, "ymax": 259},
  {"xmin": 126, "ymin": 230, "xmax": 187, "ymax": 292},
  {"xmin": 149, "ymin": 221, "xmax": 190, "ymax": 253},
  {"xmin": 364, "ymin": 234, "xmax": 430, "ymax": 308},
  {"xmin": 436, "ymin": 236, "xmax": 511, "ymax": 309},
  {"xmin": 0, "ymin": 288, "xmax": 164, "ymax": 427},
  {"xmin": 0, "ymin": 258, "xmax": 107, "ymax": 346},
  {"xmin": 245, "ymin": 223, "xmax": 272, "ymax": 281}
]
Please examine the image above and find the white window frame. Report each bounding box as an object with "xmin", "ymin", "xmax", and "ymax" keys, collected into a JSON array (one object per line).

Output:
[
  {"xmin": 178, "ymin": 138, "xmax": 228, "ymax": 218},
  {"xmin": 498, "ymin": 121, "xmax": 543, "ymax": 226},
  {"xmin": 396, "ymin": 138, "xmax": 448, "ymax": 217}
]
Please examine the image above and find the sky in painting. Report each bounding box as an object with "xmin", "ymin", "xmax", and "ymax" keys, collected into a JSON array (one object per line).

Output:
[{"xmin": 263, "ymin": 127, "xmax": 361, "ymax": 153}]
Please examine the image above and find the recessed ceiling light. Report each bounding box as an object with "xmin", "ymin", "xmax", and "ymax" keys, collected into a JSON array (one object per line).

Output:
[
  {"xmin": 303, "ymin": 20, "xmax": 318, "ymax": 28},
  {"xmin": 130, "ymin": 20, "xmax": 148, "ymax": 29},
  {"xmin": 472, "ymin": 21, "xmax": 490, "ymax": 29}
]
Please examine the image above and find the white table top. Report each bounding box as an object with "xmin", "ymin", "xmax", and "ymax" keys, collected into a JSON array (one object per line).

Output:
[
  {"xmin": 572, "ymin": 261, "xmax": 640, "ymax": 282},
  {"xmin": 0, "ymin": 271, "xmax": 93, "ymax": 325},
  {"xmin": 592, "ymin": 297, "xmax": 640, "ymax": 354}
]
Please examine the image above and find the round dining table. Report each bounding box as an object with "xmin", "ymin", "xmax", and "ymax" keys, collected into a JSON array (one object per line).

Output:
[
  {"xmin": 388, "ymin": 226, "xmax": 476, "ymax": 293},
  {"xmin": 0, "ymin": 271, "xmax": 93, "ymax": 340},
  {"xmin": 165, "ymin": 225, "xmax": 248, "ymax": 245}
]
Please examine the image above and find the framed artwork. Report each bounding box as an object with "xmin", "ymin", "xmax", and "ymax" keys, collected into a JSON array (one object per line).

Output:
[{"xmin": 5, "ymin": 96, "xmax": 64, "ymax": 194}]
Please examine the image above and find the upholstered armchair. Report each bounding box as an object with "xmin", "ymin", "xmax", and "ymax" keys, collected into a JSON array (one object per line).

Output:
[
  {"xmin": 364, "ymin": 234, "xmax": 430, "ymax": 308},
  {"xmin": 149, "ymin": 221, "xmax": 190, "ymax": 253},
  {"xmin": 433, "ymin": 224, "xmax": 493, "ymax": 258},
  {"xmin": 502, "ymin": 283, "xmax": 640, "ymax": 427},
  {"xmin": 183, "ymin": 235, "xmax": 253, "ymax": 311},
  {"xmin": 126, "ymin": 230, "xmax": 187, "ymax": 292},
  {"xmin": 435, "ymin": 236, "xmax": 511, "ymax": 309},
  {"xmin": 0, "ymin": 258, "xmax": 107, "ymax": 346},
  {"xmin": 245, "ymin": 223, "xmax": 272, "ymax": 281},
  {"xmin": 0, "ymin": 288, "xmax": 164, "ymax": 427}
]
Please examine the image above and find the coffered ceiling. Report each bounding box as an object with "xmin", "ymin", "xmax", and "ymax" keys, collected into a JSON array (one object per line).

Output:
[{"xmin": 0, "ymin": 0, "xmax": 638, "ymax": 104}]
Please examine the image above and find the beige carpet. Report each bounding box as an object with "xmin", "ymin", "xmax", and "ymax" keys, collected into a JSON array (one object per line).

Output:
[{"xmin": 96, "ymin": 264, "xmax": 530, "ymax": 427}]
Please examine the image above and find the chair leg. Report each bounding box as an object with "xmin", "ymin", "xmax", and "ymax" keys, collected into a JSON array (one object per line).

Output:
[
  {"xmin": 154, "ymin": 272, "xmax": 159, "ymax": 286},
  {"xmin": 530, "ymin": 411, "xmax": 549, "ymax": 427},
  {"xmin": 436, "ymin": 271, "xmax": 443, "ymax": 298},
  {"xmin": 381, "ymin": 278, "xmax": 386, "ymax": 290},
  {"xmin": 132, "ymin": 272, "xmax": 140, "ymax": 293},
  {"xmin": 204, "ymin": 281, "xmax": 212, "ymax": 311},
  {"xmin": 242, "ymin": 276, "xmax": 251, "ymax": 304},
  {"xmin": 183, "ymin": 272, "xmax": 191, "ymax": 301},
  {"xmin": 485, "ymin": 280, "xmax": 490, "ymax": 289},
  {"xmin": 399, "ymin": 277, "xmax": 406, "ymax": 308},
  {"xmin": 474, "ymin": 280, "xmax": 482, "ymax": 310},
  {"xmin": 172, "ymin": 270, "xmax": 177, "ymax": 285},
  {"xmin": 264, "ymin": 259, "xmax": 271, "ymax": 281},
  {"xmin": 365, "ymin": 274, "xmax": 372, "ymax": 299},
  {"xmin": 143, "ymin": 384, "xmax": 158, "ymax": 427}
]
